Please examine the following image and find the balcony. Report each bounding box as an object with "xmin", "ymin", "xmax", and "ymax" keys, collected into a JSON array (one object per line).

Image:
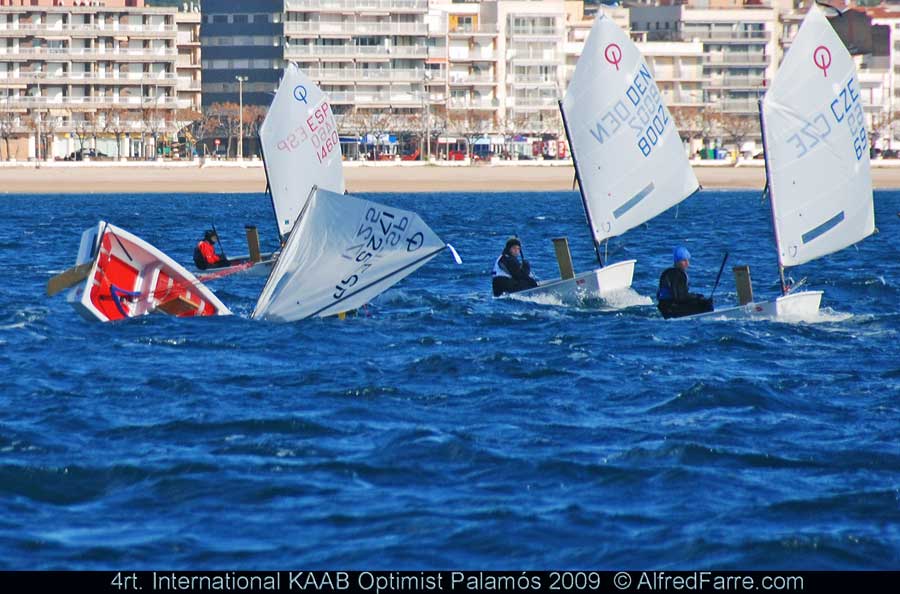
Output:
[
  {"xmin": 448, "ymin": 96, "xmax": 498, "ymax": 110},
  {"xmin": 707, "ymin": 76, "xmax": 766, "ymax": 89},
  {"xmin": 682, "ymin": 30, "xmax": 771, "ymax": 43},
  {"xmin": 285, "ymin": 0, "xmax": 427, "ymax": 13},
  {"xmin": 509, "ymin": 76, "xmax": 557, "ymax": 88},
  {"xmin": 511, "ymin": 96, "xmax": 558, "ymax": 109},
  {"xmin": 3, "ymin": 95, "xmax": 179, "ymax": 109},
  {"xmin": 431, "ymin": 25, "xmax": 497, "ymax": 37},
  {"xmin": 326, "ymin": 90, "xmax": 425, "ymax": 105},
  {"xmin": 284, "ymin": 44, "xmax": 427, "ymax": 60},
  {"xmin": 6, "ymin": 71, "xmax": 178, "ymax": 85},
  {"xmin": 507, "ymin": 49, "xmax": 559, "ymax": 64},
  {"xmin": 0, "ymin": 46, "xmax": 177, "ymax": 62},
  {"xmin": 284, "ymin": 21, "xmax": 428, "ymax": 37},
  {"xmin": 508, "ymin": 25, "xmax": 561, "ymax": 41},
  {"xmin": 306, "ymin": 68, "xmax": 427, "ymax": 82},
  {"xmin": 448, "ymin": 73, "xmax": 496, "ymax": 85},
  {"xmin": 706, "ymin": 52, "xmax": 768, "ymax": 66},
  {"xmin": 0, "ymin": 23, "xmax": 176, "ymax": 37},
  {"xmin": 718, "ymin": 98, "xmax": 760, "ymax": 113}
]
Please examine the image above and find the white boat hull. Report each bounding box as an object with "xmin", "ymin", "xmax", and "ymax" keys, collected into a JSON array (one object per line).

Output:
[
  {"xmin": 194, "ymin": 253, "xmax": 277, "ymax": 279},
  {"xmin": 685, "ymin": 290, "xmax": 823, "ymax": 321},
  {"xmin": 67, "ymin": 222, "xmax": 231, "ymax": 322},
  {"xmin": 506, "ymin": 259, "xmax": 636, "ymax": 304}
]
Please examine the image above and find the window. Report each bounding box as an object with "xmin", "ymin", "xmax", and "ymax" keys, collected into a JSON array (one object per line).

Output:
[{"xmin": 233, "ymin": 15, "xmax": 248, "ymax": 24}]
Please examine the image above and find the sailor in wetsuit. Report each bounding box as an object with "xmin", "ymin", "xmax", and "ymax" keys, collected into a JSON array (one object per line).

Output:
[
  {"xmin": 193, "ymin": 229, "xmax": 231, "ymax": 270},
  {"xmin": 657, "ymin": 246, "xmax": 713, "ymax": 319},
  {"xmin": 492, "ymin": 237, "xmax": 538, "ymax": 297}
]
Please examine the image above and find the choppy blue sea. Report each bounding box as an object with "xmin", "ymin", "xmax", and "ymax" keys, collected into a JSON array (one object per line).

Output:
[{"xmin": 0, "ymin": 188, "xmax": 898, "ymax": 570}]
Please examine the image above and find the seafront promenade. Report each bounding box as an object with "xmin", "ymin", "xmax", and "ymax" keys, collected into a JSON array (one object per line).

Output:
[{"xmin": 3, "ymin": 159, "xmax": 900, "ymax": 193}]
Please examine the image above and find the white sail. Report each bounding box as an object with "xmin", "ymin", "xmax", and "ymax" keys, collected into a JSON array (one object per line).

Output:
[
  {"xmin": 763, "ymin": 5, "xmax": 874, "ymax": 268},
  {"xmin": 252, "ymin": 188, "xmax": 447, "ymax": 322},
  {"xmin": 260, "ymin": 63, "xmax": 345, "ymax": 239},
  {"xmin": 561, "ymin": 13, "xmax": 698, "ymax": 244}
]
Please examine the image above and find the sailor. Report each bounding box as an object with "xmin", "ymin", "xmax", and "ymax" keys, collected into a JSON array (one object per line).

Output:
[
  {"xmin": 193, "ymin": 229, "xmax": 230, "ymax": 270},
  {"xmin": 492, "ymin": 237, "xmax": 538, "ymax": 297},
  {"xmin": 657, "ymin": 246, "xmax": 713, "ymax": 319}
]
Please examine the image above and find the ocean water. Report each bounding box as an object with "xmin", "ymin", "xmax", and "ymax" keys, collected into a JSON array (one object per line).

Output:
[{"xmin": 0, "ymin": 189, "xmax": 898, "ymax": 570}]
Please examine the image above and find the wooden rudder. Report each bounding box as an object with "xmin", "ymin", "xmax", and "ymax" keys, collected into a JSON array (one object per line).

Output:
[
  {"xmin": 552, "ymin": 237, "xmax": 576, "ymax": 280},
  {"xmin": 733, "ymin": 265, "xmax": 753, "ymax": 305},
  {"xmin": 245, "ymin": 225, "xmax": 261, "ymax": 263}
]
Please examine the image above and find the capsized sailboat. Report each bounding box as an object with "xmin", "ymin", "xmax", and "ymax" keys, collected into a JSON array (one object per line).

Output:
[
  {"xmin": 690, "ymin": 5, "xmax": 875, "ymax": 320},
  {"xmin": 251, "ymin": 64, "xmax": 459, "ymax": 322},
  {"xmin": 49, "ymin": 221, "xmax": 231, "ymax": 322},
  {"xmin": 252, "ymin": 187, "xmax": 460, "ymax": 322},
  {"xmin": 513, "ymin": 12, "xmax": 699, "ymax": 303}
]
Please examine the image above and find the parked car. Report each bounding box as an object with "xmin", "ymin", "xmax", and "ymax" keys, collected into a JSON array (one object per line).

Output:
[{"xmin": 65, "ymin": 148, "xmax": 108, "ymax": 161}]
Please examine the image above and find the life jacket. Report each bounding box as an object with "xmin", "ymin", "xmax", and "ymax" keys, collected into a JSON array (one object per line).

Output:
[
  {"xmin": 657, "ymin": 267, "xmax": 688, "ymax": 302},
  {"xmin": 193, "ymin": 240, "xmax": 220, "ymax": 270},
  {"xmin": 492, "ymin": 254, "xmax": 512, "ymax": 279}
]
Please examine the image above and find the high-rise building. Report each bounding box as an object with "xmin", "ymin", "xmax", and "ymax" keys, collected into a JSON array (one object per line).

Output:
[
  {"xmin": 0, "ymin": 0, "xmax": 195, "ymax": 160},
  {"xmin": 201, "ymin": 0, "xmax": 284, "ymax": 106}
]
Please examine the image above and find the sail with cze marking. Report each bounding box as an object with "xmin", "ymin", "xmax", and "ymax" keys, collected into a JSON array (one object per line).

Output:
[
  {"xmin": 762, "ymin": 5, "xmax": 874, "ymax": 268},
  {"xmin": 252, "ymin": 188, "xmax": 449, "ymax": 322},
  {"xmin": 561, "ymin": 13, "xmax": 699, "ymax": 245},
  {"xmin": 260, "ymin": 63, "xmax": 345, "ymax": 239}
]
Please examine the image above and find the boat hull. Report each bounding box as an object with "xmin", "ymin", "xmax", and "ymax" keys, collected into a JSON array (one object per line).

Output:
[
  {"xmin": 684, "ymin": 290, "xmax": 823, "ymax": 321},
  {"xmin": 194, "ymin": 253, "xmax": 277, "ymax": 279},
  {"xmin": 67, "ymin": 222, "xmax": 232, "ymax": 322},
  {"xmin": 505, "ymin": 259, "xmax": 636, "ymax": 304}
]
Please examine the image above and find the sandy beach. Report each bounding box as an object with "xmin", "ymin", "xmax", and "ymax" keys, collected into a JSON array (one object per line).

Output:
[{"xmin": 1, "ymin": 161, "xmax": 899, "ymax": 194}]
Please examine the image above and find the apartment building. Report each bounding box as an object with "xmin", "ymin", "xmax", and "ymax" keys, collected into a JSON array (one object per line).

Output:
[
  {"xmin": 283, "ymin": 0, "xmax": 430, "ymax": 126},
  {"xmin": 0, "ymin": 0, "xmax": 200, "ymax": 160},
  {"xmin": 200, "ymin": 0, "xmax": 284, "ymax": 107}
]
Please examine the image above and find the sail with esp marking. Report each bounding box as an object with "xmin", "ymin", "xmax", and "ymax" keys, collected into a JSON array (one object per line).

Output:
[
  {"xmin": 260, "ymin": 63, "xmax": 345, "ymax": 239},
  {"xmin": 561, "ymin": 13, "xmax": 698, "ymax": 244},
  {"xmin": 252, "ymin": 188, "xmax": 449, "ymax": 322},
  {"xmin": 762, "ymin": 5, "xmax": 874, "ymax": 268}
]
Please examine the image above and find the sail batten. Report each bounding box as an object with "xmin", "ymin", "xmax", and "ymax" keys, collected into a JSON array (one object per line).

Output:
[
  {"xmin": 561, "ymin": 13, "xmax": 698, "ymax": 244},
  {"xmin": 762, "ymin": 5, "xmax": 874, "ymax": 268},
  {"xmin": 259, "ymin": 63, "xmax": 345, "ymax": 239}
]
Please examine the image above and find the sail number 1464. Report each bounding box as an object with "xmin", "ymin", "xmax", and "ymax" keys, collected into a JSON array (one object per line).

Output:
[{"xmin": 275, "ymin": 100, "xmax": 340, "ymax": 164}]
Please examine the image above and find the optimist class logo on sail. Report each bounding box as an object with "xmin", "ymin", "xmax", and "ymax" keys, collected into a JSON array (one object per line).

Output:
[
  {"xmin": 588, "ymin": 61, "xmax": 672, "ymax": 158},
  {"xmin": 275, "ymin": 98, "xmax": 340, "ymax": 164}
]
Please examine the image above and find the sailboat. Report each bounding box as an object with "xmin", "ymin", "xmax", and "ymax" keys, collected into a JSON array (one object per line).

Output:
[
  {"xmin": 250, "ymin": 64, "xmax": 460, "ymax": 322},
  {"xmin": 49, "ymin": 221, "xmax": 231, "ymax": 322},
  {"xmin": 259, "ymin": 62, "xmax": 345, "ymax": 240},
  {"xmin": 512, "ymin": 12, "xmax": 699, "ymax": 303},
  {"xmin": 690, "ymin": 5, "xmax": 875, "ymax": 320}
]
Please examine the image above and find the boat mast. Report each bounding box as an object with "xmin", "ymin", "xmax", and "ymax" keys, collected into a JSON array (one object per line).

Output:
[
  {"xmin": 257, "ymin": 129, "xmax": 282, "ymax": 244},
  {"xmin": 558, "ymin": 99, "xmax": 604, "ymax": 267},
  {"xmin": 757, "ymin": 96, "xmax": 787, "ymax": 296}
]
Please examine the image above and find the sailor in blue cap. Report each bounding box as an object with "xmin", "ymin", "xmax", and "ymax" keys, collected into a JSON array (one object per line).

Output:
[{"xmin": 656, "ymin": 246, "xmax": 713, "ymax": 319}]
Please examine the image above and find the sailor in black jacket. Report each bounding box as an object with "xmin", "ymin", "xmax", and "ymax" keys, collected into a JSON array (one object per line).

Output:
[
  {"xmin": 492, "ymin": 237, "xmax": 538, "ymax": 297},
  {"xmin": 657, "ymin": 246, "xmax": 713, "ymax": 319}
]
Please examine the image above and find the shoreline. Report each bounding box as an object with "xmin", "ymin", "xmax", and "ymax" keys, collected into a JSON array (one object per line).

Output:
[{"xmin": 2, "ymin": 161, "xmax": 899, "ymax": 193}]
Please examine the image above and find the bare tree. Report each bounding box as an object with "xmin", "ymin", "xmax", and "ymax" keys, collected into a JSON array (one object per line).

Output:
[
  {"xmin": 0, "ymin": 108, "xmax": 16, "ymax": 161},
  {"xmin": 716, "ymin": 111, "xmax": 759, "ymax": 163},
  {"xmin": 101, "ymin": 107, "xmax": 132, "ymax": 160},
  {"xmin": 868, "ymin": 109, "xmax": 898, "ymax": 153}
]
